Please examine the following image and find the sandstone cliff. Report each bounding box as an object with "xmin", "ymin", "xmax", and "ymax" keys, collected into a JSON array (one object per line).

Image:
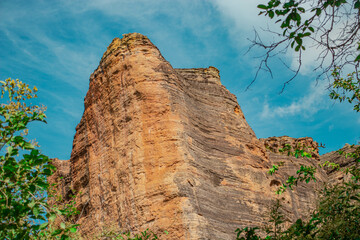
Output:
[
  {"xmin": 51, "ymin": 33, "xmax": 335, "ymax": 239},
  {"xmin": 321, "ymin": 144, "xmax": 359, "ymax": 183}
]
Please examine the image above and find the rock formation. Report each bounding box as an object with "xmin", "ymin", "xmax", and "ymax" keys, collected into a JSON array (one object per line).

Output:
[
  {"xmin": 50, "ymin": 33, "xmax": 343, "ymax": 239},
  {"xmin": 321, "ymin": 144, "xmax": 359, "ymax": 183},
  {"xmin": 260, "ymin": 136, "xmax": 320, "ymax": 160}
]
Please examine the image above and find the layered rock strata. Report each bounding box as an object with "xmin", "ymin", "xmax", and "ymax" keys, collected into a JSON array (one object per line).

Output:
[
  {"xmin": 260, "ymin": 136, "xmax": 327, "ymax": 225},
  {"xmin": 321, "ymin": 144, "xmax": 359, "ymax": 183},
  {"xmin": 51, "ymin": 33, "xmax": 327, "ymax": 239},
  {"xmin": 260, "ymin": 136, "xmax": 320, "ymax": 160}
]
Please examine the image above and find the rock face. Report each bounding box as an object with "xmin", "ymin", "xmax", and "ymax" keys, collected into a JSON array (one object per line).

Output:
[
  {"xmin": 321, "ymin": 144, "xmax": 359, "ymax": 183},
  {"xmin": 260, "ymin": 136, "xmax": 328, "ymax": 224},
  {"xmin": 260, "ymin": 136, "xmax": 320, "ymax": 160},
  {"xmin": 51, "ymin": 33, "xmax": 331, "ymax": 239}
]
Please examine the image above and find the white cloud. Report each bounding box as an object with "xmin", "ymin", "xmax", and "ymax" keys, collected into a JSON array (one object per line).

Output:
[
  {"xmin": 211, "ymin": 0, "xmax": 275, "ymax": 48},
  {"xmin": 211, "ymin": 0, "xmax": 264, "ymax": 31},
  {"xmin": 261, "ymin": 80, "xmax": 330, "ymax": 119}
]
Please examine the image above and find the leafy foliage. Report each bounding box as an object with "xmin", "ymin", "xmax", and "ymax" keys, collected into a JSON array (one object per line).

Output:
[
  {"xmin": 237, "ymin": 143, "xmax": 360, "ymax": 239},
  {"xmin": 235, "ymin": 227, "xmax": 262, "ymax": 240},
  {"xmin": 236, "ymin": 172, "xmax": 360, "ymax": 239},
  {"xmin": 268, "ymin": 143, "xmax": 317, "ymax": 194},
  {"xmin": 98, "ymin": 227, "xmax": 167, "ymax": 240},
  {"xmin": 330, "ymin": 68, "xmax": 360, "ymax": 112},
  {"xmin": 0, "ymin": 78, "xmax": 79, "ymax": 239},
  {"xmin": 268, "ymin": 164, "xmax": 280, "ymax": 176},
  {"xmin": 313, "ymin": 177, "xmax": 360, "ymax": 239},
  {"xmin": 264, "ymin": 199, "xmax": 284, "ymax": 238},
  {"xmin": 278, "ymin": 143, "xmax": 314, "ymax": 159},
  {"xmin": 275, "ymin": 165, "xmax": 317, "ymax": 194}
]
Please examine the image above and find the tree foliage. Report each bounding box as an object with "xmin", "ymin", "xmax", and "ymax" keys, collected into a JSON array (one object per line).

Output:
[
  {"xmin": 236, "ymin": 142, "xmax": 360, "ymax": 239},
  {"xmin": 0, "ymin": 78, "xmax": 79, "ymax": 239},
  {"xmin": 236, "ymin": 167, "xmax": 360, "ymax": 239},
  {"xmin": 98, "ymin": 227, "xmax": 165, "ymax": 240},
  {"xmin": 330, "ymin": 67, "xmax": 360, "ymax": 112},
  {"xmin": 268, "ymin": 143, "xmax": 317, "ymax": 194}
]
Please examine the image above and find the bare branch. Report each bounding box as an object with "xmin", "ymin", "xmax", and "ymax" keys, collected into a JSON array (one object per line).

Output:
[{"xmin": 248, "ymin": 0, "xmax": 360, "ymax": 91}]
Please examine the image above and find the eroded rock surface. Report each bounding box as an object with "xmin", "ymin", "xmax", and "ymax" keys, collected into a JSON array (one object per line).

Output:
[
  {"xmin": 51, "ymin": 33, "xmax": 331, "ymax": 239},
  {"xmin": 260, "ymin": 136, "xmax": 320, "ymax": 160},
  {"xmin": 321, "ymin": 144, "xmax": 359, "ymax": 183},
  {"xmin": 48, "ymin": 158, "xmax": 71, "ymax": 200}
]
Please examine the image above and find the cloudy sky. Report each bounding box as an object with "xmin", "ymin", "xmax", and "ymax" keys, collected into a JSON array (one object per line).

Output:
[{"xmin": 0, "ymin": 0, "xmax": 359, "ymax": 159}]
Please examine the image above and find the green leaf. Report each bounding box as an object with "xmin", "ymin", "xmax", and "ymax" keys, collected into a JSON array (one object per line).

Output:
[
  {"xmin": 60, "ymin": 222, "xmax": 66, "ymax": 229},
  {"xmin": 295, "ymin": 37, "xmax": 303, "ymax": 46},
  {"xmin": 70, "ymin": 227, "xmax": 77, "ymax": 233},
  {"xmin": 33, "ymin": 206, "xmax": 40, "ymax": 217},
  {"xmin": 60, "ymin": 234, "xmax": 70, "ymax": 240},
  {"xmin": 316, "ymin": 8, "xmax": 321, "ymax": 16},
  {"xmin": 298, "ymin": 7, "xmax": 305, "ymax": 13},
  {"xmin": 52, "ymin": 229, "xmax": 63, "ymax": 236},
  {"xmin": 30, "ymin": 149, "xmax": 39, "ymax": 157},
  {"xmin": 23, "ymin": 142, "xmax": 34, "ymax": 150},
  {"xmin": 29, "ymin": 184, "xmax": 36, "ymax": 193},
  {"xmin": 268, "ymin": 10, "xmax": 274, "ymax": 18},
  {"xmin": 39, "ymin": 222, "xmax": 48, "ymax": 230},
  {"xmin": 43, "ymin": 168, "xmax": 52, "ymax": 176},
  {"xmin": 7, "ymin": 146, "xmax": 13, "ymax": 155},
  {"xmin": 49, "ymin": 213, "xmax": 57, "ymax": 222},
  {"xmin": 355, "ymin": 54, "xmax": 360, "ymax": 62},
  {"xmin": 258, "ymin": 4, "xmax": 268, "ymax": 9},
  {"xmin": 282, "ymin": 29, "xmax": 287, "ymax": 36},
  {"xmin": 355, "ymin": 0, "xmax": 360, "ymax": 9},
  {"xmin": 295, "ymin": 13, "xmax": 301, "ymax": 25},
  {"xmin": 28, "ymin": 200, "xmax": 36, "ymax": 208}
]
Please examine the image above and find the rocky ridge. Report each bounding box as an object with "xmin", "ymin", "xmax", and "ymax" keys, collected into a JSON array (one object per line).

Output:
[{"xmin": 50, "ymin": 33, "xmax": 353, "ymax": 239}]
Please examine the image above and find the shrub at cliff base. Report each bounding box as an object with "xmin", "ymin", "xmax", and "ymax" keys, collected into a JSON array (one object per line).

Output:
[
  {"xmin": 236, "ymin": 165, "xmax": 360, "ymax": 239},
  {"xmin": 0, "ymin": 78, "xmax": 79, "ymax": 240}
]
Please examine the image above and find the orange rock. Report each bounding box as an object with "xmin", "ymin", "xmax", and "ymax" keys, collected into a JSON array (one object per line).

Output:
[{"xmin": 50, "ymin": 33, "xmax": 334, "ymax": 239}]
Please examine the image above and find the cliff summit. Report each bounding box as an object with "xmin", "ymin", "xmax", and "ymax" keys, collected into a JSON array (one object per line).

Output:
[{"xmin": 50, "ymin": 33, "xmax": 349, "ymax": 239}]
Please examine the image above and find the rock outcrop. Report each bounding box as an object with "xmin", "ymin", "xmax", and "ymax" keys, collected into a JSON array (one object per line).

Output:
[
  {"xmin": 260, "ymin": 136, "xmax": 327, "ymax": 225},
  {"xmin": 51, "ymin": 33, "xmax": 334, "ymax": 239},
  {"xmin": 260, "ymin": 136, "xmax": 320, "ymax": 160},
  {"xmin": 321, "ymin": 144, "xmax": 359, "ymax": 183}
]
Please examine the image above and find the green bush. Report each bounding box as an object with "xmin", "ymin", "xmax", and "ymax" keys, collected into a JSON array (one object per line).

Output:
[
  {"xmin": 97, "ymin": 227, "xmax": 164, "ymax": 240},
  {"xmin": 0, "ymin": 78, "xmax": 79, "ymax": 239}
]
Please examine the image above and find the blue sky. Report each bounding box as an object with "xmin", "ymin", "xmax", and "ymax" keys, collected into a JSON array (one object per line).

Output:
[{"xmin": 0, "ymin": 0, "xmax": 359, "ymax": 159}]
